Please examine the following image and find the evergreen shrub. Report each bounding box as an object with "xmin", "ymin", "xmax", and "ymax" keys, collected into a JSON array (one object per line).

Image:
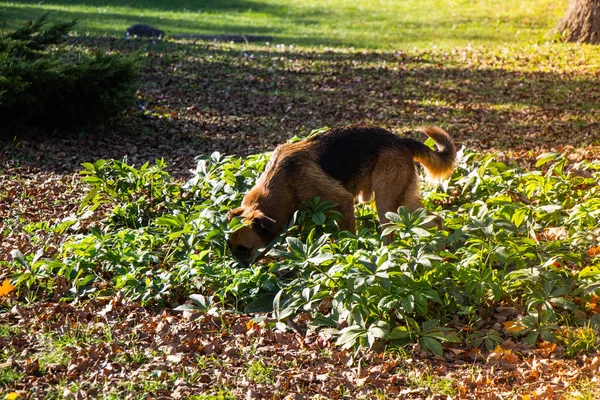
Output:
[{"xmin": 0, "ymin": 15, "xmax": 138, "ymax": 135}]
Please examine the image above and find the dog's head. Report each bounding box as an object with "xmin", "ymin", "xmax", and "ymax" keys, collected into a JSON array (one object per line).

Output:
[{"xmin": 227, "ymin": 207, "xmax": 279, "ymax": 265}]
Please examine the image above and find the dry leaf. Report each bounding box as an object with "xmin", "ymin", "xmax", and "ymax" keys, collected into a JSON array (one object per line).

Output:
[
  {"xmin": 0, "ymin": 278, "xmax": 15, "ymax": 297},
  {"xmin": 588, "ymin": 294, "xmax": 600, "ymax": 313},
  {"xmin": 246, "ymin": 320, "xmax": 256, "ymax": 331},
  {"xmin": 534, "ymin": 341, "xmax": 557, "ymax": 357},
  {"xmin": 504, "ymin": 321, "xmax": 528, "ymax": 334},
  {"xmin": 589, "ymin": 246, "xmax": 600, "ymax": 257}
]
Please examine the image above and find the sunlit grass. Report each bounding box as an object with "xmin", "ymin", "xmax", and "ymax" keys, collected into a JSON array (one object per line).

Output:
[{"xmin": 1, "ymin": 0, "xmax": 568, "ymax": 49}]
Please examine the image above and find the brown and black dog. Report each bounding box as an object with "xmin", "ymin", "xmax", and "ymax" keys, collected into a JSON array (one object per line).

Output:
[{"xmin": 228, "ymin": 125, "xmax": 456, "ymax": 265}]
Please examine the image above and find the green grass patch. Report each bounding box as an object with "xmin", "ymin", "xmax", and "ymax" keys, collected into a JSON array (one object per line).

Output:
[
  {"xmin": 0, "ymin": 323, "xmax": 15, "ymax": 337},
  {"xmin": 186, "ymin": 390, "xmax": 236, "ymax": 400},
  {"xmin": 409, "ymin": 370, "xmax": 458, "ymax": 397},
  {"xmin": 0, "ymin": 366, "xmax": 23, "ymax": 387},
  {"xmin": 1, "ymin": 0, "xmax": 568, "ymax": 49},
  {"xmin": 566, "ymin": 378, "xmax": 600, "ymax": 400},
  {"xmin": 558, "ymin": 324, "xmax": 600, "ymax": 357},
  {"xmin": 37, "ymin": 345, "xmax": 71, "ymax": 374},
  {"xmin": 245, "ymin": 361, "xmax": 273, "ymax": 385}
]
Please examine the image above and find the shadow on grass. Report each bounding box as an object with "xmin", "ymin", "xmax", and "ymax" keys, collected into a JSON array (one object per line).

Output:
[
  {"xmin": 133, "ymin": 42, "xmax": 599, "ymax": 148},
  {"xmin": 2, "ymin": 36, "xmax": 599, "ymax": 174},
  {"xmin": 0, "ymin": 3, "xmax": 282, "ymax": 37},
  {"xmin": 6, "ymin": 0, "xmax": 290, "ymax": 13},
  {"xmin": 1, "ymin": 2, "xmax": 548, "ymax": 48}
]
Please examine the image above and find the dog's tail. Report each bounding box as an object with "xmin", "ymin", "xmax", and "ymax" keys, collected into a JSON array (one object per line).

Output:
[{"xmin": 408, "ymin": 126, "xmax": 456, "ymax": 181}]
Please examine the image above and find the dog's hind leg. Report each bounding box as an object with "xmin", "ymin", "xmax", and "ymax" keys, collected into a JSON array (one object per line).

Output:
[{"xmin": 371, "ymin": 150, "xmax": 423, "ymax": 243}]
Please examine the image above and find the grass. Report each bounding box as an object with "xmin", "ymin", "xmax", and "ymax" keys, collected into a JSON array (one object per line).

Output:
[
  {"xmin": 37, "ymin": 337, "xmax": 74, "ymax": 374},
  {"xmin": 403, "ymin": 367, "xmax": 458, "ymax": 397},
  {"xmin": 566, "ymin": 378, "xmax": 600, "ymax": 400},
  {"xmin": 0, "ymin": 324, "xmax": 15, "ymax": 338},
  {"xmin": 186, "ymin": 391, "xmax": 236, "ymax": 400},
  {"xmin": 0, "ymin": 367, "xmax": 23, "ymax": 387},
  {"xmin": 559, "ymin": 325, "xmax": 600, "ymax": 357},
  {"xmin": 0, "ymin": 0, "xmax": 568, "ymax": 49},
  {"xmin": 245, "ymin": 360, "xmax": 273, "ymax": 385}
]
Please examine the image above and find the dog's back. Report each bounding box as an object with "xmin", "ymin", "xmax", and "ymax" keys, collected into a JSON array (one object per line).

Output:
[
  {"xmin": 308, "ymin": 126, "xmax": 404, "ymax": 188},
  {"xmin": 305, "ymin": 125, "xmax": 455, "ymax": 193}
]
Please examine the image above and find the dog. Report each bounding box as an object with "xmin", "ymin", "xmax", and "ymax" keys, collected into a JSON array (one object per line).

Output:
[{"xmin": 228, "ymin": 125, "xmax": 456, "ymax": 265}]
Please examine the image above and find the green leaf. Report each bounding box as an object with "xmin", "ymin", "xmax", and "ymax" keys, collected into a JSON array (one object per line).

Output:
[
  {"xmin": 312, "ymin": 212, "xmax": 326, "ymax": 225},
  {"xmin": 307, "ymin": 253, "xmax": 334, "ymax": 265},
  {"xmin": 173, "ymin": 304, "xmax": 200, "ymax": 311},
  {"xmin": 511, "ymin": 208, "xmax": 528, "ymax": 228},
  {"xmin": 336, "ymin": 325, "xmax": 365, "ymax": 349},
  {"xmin": 523, "ymin": 331, "xmax": 539, "ymax": 345},
  {"xmin": 244, "ymin": 294, "xmax": 275, "ymax": 313},
  {"xmin": 422, "ymin": 319, "xmax": 439, "ymax": 332},
  {"xmin": 10, "ymin": 250, "xmax": 30, "ymax": 270},
  {"xmin": 368, "ymin": 320, "xmax": 390, "ymax": 339},
  {"xmin": 538, "ymin": 205, "xmax": 562, "ymax": 214},
  {"xmin": 309, "ymin": 315, "xmax": 337, "ymax": 328},
  {"xmin": 420, "ymin": 336, "xmax": 443, "ymax": 356},
  {"xmin": 385, "ymin": 212, "xmax": 403, "ymax": 224},
  {"xmin": 535, "ymin": 152, "xmax": 561, "ymax": 167},
  {"xmin": 286, "ymin": 237, "xmax": 305, "ymax": 256},
  {"xmin": 190, "ymin": 294, "xmax": 210, "ymax": 309},
  {"xmin": 579, "ymin": 266, "xmax": 600, "ymax": 279},
  {"xmin": 389, "ymin": 326, "xmax": 411, "ymax": 340},
  {"xmin": 551, "ymin": 297, "xmax": 576, "ymax": 310}
]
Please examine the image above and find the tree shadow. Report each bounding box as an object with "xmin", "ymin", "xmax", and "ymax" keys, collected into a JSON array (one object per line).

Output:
[
  {"xmin": 0, "ymin": 3, "xmax": 283, "ymax": 37},
  {"xmin": 135, "ymin": 42, "xmax": 599, "ymax": 149},
  {"xmin": 8, "ymin": 0, "xmax": 291, "ymax": 14},
  {"xmin": 2, "ymin": 36, "xmax": 599, "ymax": 175}
]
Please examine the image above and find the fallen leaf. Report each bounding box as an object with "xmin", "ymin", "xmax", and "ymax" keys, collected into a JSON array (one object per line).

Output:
[
  {"xmin": 588, "ymin": 294, "xmax": 600, "ymax": 313},
  {"xmin": 246, "ymin": 320, "xmax": 256, "ymax": 331},
  {"xmin": 504, "ymin": 321, "xmax": 528, "ymax": 334},
  {"xmin": 0, "ymin": 278, "xmax": 15, "ymax": 297},
  {"xmin": 167, "ymin": 354, "xmax": 182, "ymax": 363},
  {"xmin": 534, "ymin": 341, "xmax": 557, "ymax": 357}
]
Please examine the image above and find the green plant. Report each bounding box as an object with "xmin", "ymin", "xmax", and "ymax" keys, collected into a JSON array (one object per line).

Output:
[
  {"xmin": 9, "ymin": 131, "xmax": 600, "ymax": 353},
  {"xmin": 558, "ymin": 325, "xmax": 600, "ymax": 357},
  {"xmin": 0, "ymin": 366, "xmax": 24, "ymax": 387},
  {"xmin": 0, "ymin": 15, "xmax": 138, "ymax": 135},
  {"xmin": 245, "ymin": 361, "xmax": 274, "ymax": 385}
]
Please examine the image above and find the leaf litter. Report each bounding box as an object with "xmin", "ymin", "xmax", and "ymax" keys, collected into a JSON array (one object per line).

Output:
[
  {"xmin": 2, "ymin": 297, "xmax": 599, "ymax": 399},
  {"xmin": 3, "ymin": 38, "xmax": 600, "ymax": 398}
]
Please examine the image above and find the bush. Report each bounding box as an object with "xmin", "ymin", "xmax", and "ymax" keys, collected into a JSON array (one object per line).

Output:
[{"xmin": 0, "ymin": 15, "xmax": 138, "ymax": 135}]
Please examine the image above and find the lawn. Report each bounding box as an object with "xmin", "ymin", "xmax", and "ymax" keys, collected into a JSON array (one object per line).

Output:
[
  {"xmin": 2, "ymin": 0, "xmax": 600, "ymax": 399},
  {"xmin": 2, "ymin": 0, "xmax": 567, "ymax": 49}
]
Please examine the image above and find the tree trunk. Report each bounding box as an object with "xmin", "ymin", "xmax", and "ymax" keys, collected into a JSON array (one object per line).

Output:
[{"xmin": 555, "ymin": 0, "xmax": 600, "ymax": 43}]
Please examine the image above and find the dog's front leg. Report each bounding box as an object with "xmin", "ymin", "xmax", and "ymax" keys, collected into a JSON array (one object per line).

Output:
[{"xmin": 337, "ymin": 201, "xmax": 356, "ymax": 233}]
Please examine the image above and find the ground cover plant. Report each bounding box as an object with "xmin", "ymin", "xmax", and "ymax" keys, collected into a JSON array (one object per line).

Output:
[
  {"xmin": 5, "ymin": 139, "xmax": 600, "ymax": 398},
  {"xmin": 8, "ymin": 137, "xmax": 600, "ymax": 353},
  {"xmin": 3, "ymin": 0, "xmax": 600, "ymax": 398}
]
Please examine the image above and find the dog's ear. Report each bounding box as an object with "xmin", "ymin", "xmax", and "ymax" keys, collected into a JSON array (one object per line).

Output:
[
  {"xmin": 251, "ymin": 213, "xmax": 278, "ymax": 238},
  {"xmin": 227, "ymin": 207, "xmax": 244, "ymax": 222}
]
